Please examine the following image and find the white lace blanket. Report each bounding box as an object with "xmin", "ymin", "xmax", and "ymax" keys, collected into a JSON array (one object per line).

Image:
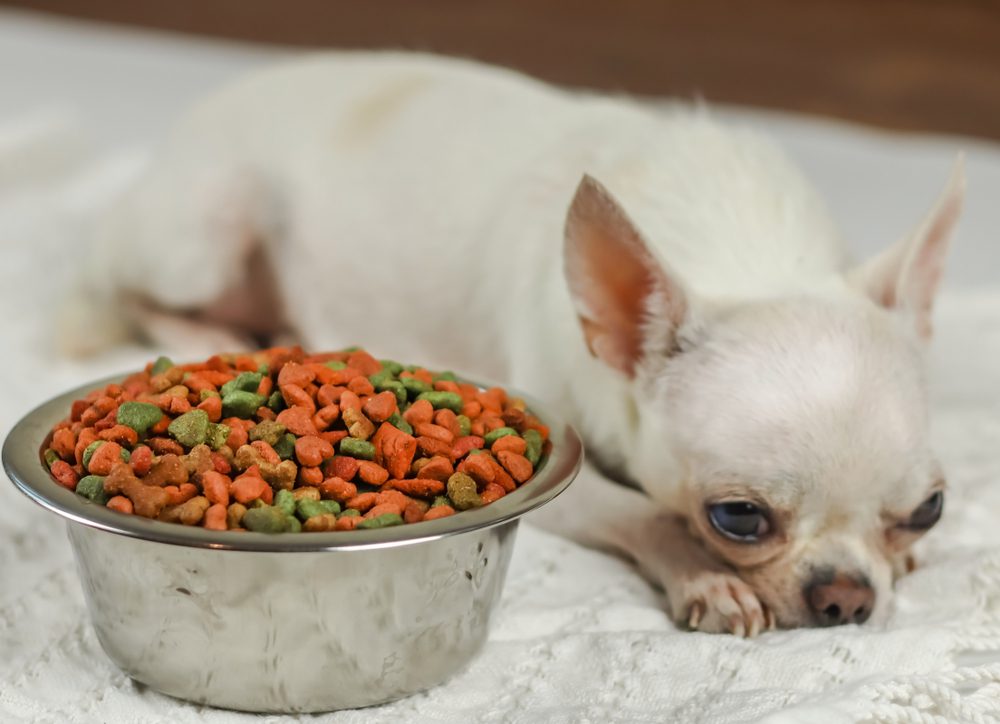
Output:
[{"xmin": 3, "ymin": 14, "xmax": 1000, "ymax": 722}]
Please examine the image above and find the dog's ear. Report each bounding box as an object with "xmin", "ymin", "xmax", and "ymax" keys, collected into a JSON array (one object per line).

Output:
[
  {"xmin": 850, "ymin": 157, "xmax": 965, "ymax": 339},
  {"xmin": 564, "ymin": 174, "xmax": 689, "ymax": 377}
]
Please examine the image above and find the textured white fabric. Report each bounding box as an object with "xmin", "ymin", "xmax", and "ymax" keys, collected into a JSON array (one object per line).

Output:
[{"xmin": 3, "ymin": 13, "xmax": 1000, "ymax": 721}]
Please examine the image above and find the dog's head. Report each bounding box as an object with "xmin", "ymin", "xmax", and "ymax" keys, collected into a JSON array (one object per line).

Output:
[{"xmin": 563, "ymin": 164, "xmax": 963, "ymax": 628}]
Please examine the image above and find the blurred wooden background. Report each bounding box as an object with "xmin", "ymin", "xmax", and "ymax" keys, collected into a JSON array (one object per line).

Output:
[{"xmin": 5, "ymin": 0, "xmax": 1000, "ymax": 140}]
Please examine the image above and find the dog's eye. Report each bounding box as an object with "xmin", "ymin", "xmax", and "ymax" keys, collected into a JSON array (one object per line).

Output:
[
  {"xmin": 904, "ymin": 490, "xmax": 944, "ymax": 530},
  {"xmin": 707, "ymin": 502, "xmax": 770, "ymax": 542}
]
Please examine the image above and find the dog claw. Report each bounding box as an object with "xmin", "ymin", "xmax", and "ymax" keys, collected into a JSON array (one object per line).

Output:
[
  {"xmin": 765, "ymin": 606, "xmax": 777, "ymax": 631},
  {"xmin": 687, "ymin": 601, "xmax": 704, "ymax": 630}
]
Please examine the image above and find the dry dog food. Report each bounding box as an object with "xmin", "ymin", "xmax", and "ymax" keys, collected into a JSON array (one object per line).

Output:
[{"xmin": 43, "ymin": 347, "xmax": 551, "ymax": 533}]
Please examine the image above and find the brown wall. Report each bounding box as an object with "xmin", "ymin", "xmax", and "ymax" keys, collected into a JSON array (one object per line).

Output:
[{"xmin": 6, "ymin": 0, "xmax": 1000, "ymax": 140}]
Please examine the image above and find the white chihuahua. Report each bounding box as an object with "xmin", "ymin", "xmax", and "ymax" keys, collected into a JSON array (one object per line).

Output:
[{"xmin": 70, "ymin": 53, "xmax": 963, "ymax": 636}]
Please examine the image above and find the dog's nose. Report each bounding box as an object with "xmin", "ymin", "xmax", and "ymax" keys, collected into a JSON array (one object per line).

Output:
[{"xmin": 806, "ymin": 576, "xmax": 875, "ymax": 626}]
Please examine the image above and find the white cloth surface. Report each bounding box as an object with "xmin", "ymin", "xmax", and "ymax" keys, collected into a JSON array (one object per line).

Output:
[{"xmin": 3, "ymin": 9, "xmax": 1000, "ymax": 723}]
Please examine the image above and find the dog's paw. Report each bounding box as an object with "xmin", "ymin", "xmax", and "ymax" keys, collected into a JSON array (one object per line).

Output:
[{"xmin": 670, "ymin": 572, "xmax": 774, "ymax": 637}]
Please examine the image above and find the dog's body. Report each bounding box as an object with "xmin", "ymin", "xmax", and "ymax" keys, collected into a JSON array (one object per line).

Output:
[{"xmin": 76, "ymin": 53, "xmax": 962, "ymax": 635}]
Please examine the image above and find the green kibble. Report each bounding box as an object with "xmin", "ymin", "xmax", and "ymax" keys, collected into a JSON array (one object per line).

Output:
[
  {"xmin": 416, "ymin": 391, "xmax": 463, "ymax": 413},
  {"xmin": 119, "ymin": 448, "xmax": 131, "ymax": 463},
  {"xmin": 339, "ymin": 508, "xmax": 360, "ymax": 518},
  {"xmin": 341, "ymin": 345, "xmax": 361, "ymax": 353},
  {"xmin": 249, "ymin": 419, "xmax": 287, "ymax": 447},
  {"xmin": 151, "ymin": 356, "xmax": 174, "ymax": 375},
  {"xmin": 206, "ymin": 423, "xmax": 230, "ymax": 451},
  {"xmin": 379, "ymin": 359, "xmax": 404, "ymax": 376},
  {"xmin": 199, "ymin": 389, "xmax": 221, "ymax": 401},
  {"xmin": 286, "ymin": 516, "xmax": 302, "ymax": 533},
  {"xmin": 432, "ymin": 371, "xmax": 457, "ymax": 382},
  {"xmin": 484, "ymin": 427, "xmax": 519, "ymax": 446},
  {"xmin": 400, "ymin": 376, "xmax": 432, "ymax": 398},
  {"xmin": 467, "ymin": 448, "xmax": 486, "ymax": 456},
  {"xmin": 75, "ymin": 475, "xmax": 108, "ymax": 504},
  {"xmin": 273, "ymin": 433, "xmax": 296, "ymax": 460},
  {"xmin": 242, "ymin": 506, "xmax": 291, "ymax": 533},
  {"xmin": 523, "ymin": 429, "xmax": 543, "ymax": 466},
  {"xmin": 43, "ymin": 448, "xmax": 59, "ymax": 468},
  {"xmin": 386, "ymin": 412, "xmax": 413, "ymax": 435},
  {"xmin": 447, "ymin": 472, "xmax": 483, "ymax": 511},
  {"xmin": 221, "ymin": 390, "xmax": 267, "ymax": 419},
  {"xmin": 319, "ymin": 500, "xmax": 342, "ymax": 515},
  {"xmin": 167, "ymin": 409, "xmax": 210, "ymax": 448},
  {"xmin": 275, "ymin": 489, "xmax": 296, "ymax": 517},
  {"xmin": 324, "ymin": 360, "xmax": 347, "ymax": 371},
  {"xmin": 115, "ymin": 401, "xmax": 163, "ymax": 435},
  {"xmin": 257, "ymin": 363, "xmax": 270, "ymax": 376},
  {"xmin": 431, "ymin": 496, "xmax": 451, "ymax": 508},
  {"xmin": 220, "ymin": 371, "xmax": 263, "ymax": 397},
  {"xmin": 296, "ymin": 498, "xmax": 327, "ymax": 520},
  {"xmin": 456, "ymin": 415, "xmax": 472, "ymax": 437},
  {"xmin": 81, "ymin": 441, "xmax": 103, "ymax": 469},
  {"xmin": 339, "ymin": 438, "xmax": 376, "ymax": 460},
  {"xmin": 357, "ymin": 513, "xmax": 404, "ymax": 529},
  {"xmin": 267, "ymin": 390, "xmax": 286, "ymax": 412}
]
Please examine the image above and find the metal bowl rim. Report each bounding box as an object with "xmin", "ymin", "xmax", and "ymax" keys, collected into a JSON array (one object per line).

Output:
[{"xmin": 2, "ymin": 369, "xmax": 583, "ymax": 552}]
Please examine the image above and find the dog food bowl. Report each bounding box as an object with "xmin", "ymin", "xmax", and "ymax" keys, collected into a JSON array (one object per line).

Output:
[{"xmin": 2, "ymin": 372, "xmax": 583, "ymax": 713}]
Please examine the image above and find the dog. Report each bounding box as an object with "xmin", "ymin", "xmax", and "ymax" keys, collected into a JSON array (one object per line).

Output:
[{"xmin": 66, "ymin": 52, "xmax": 963, "ymax": 635}]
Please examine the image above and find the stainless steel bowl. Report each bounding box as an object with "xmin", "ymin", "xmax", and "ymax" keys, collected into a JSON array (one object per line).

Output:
[{"xmin": 2, "ymin": 373, "xmax": 582, "ymax": 713}]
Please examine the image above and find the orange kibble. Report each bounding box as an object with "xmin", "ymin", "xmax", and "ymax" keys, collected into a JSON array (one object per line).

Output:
[
  {"xmin": 415, "ymin": 422, "xmax": 454, "ymax": 444},
  {"xmin": 496, "ymin": 451, "xmax": 534, "ymax": 483},
  {"xmin": 107, "ymin": 495, "xmax": 134, "ymax": 515},
  {"xmin": 345, "ymin": 492, "xmax": 378, "ymax": 513},
  {"xmin": 374, "ymin": 490, "xmax": 412, "ymax": 510},
  {"xmin": 451, "ymin": 435, "xmax": 486, "ymax": 460},
  {"xmin": 130, "ymin": 445, "xmax": 153, "ymax": 476},
  {"xmin": 347, "ymin": 376, "xmax": 375, "ymax": 396},
  {"xmin": 319, "ymin": 476, "xmax": 357, "ymax": 503},
  {"xmin": 403, "ymin": 500, "xmax": 424, "ymax": 523},
  {"xmin": 51, "ymin": 427, "xmax": 76, "ymax": 460},
  {"xmin": 335, "ymin": 515, "xmax": 361, "ymax": 531},
  {"xmin": 364, "ymin": 502, "xmax": 403, "ymax": 519},
  {"xmin": 281, "ymin": 383, "xmax": 317, "ymax": 414},
  {"xmin": 313, "ymin": 404, "xmax": 340, "ymax": 431},
  {"xmin": 277, "ymin": 361, "xmax": 316, "ymax": 389},
  {"xmin": 298, "ymin": 466, "xmax": 324, "ymax": 486},
  {"xmin": 362, "ymin": 391, "xmax": 397, "ymax": 423},
  {"xmin": 316, "ymin": 384, "xmax": 344, "ymax": 407},
  {"xmin": 346, "ymin": 351, "xmax": 382, "ymax": 376},
  {"xmin": 196, "ymin": 395, "xmax": 223, "ymax": 422},
  {"xmin": 480, "ymin": 483, "xmax": 506, "ymax": 504},
  {"xmin": 339, "ymin": 390, "xmax": 362, "ymax": 412},
  {"xmin": 461, "ymin": 400, "xmax": 483, "ymax": 418},
  {"xmin": 457, "ymin": 454, "xmax": 495, "ymax": 485},
  {"xmin": 50, "ymin": 460, "xmax": 79, "ymax": 489},
  {"xmin": 433, "ymin": 409, "xmax": 462, "ymax": 437},
  {"xmin": 387, "ymin": 478, "xmax": 446, "ymax": 497},
  {"xmin": 87, "ymin": 441, "xmax": 124, "ymax": 476},
  {"xmin": 295, "ymin": 435, "xmax": 335, "ymax": 467},
  {"xmin": 491, "ymin": 435, "xmax": 528, "ymax": 455},
  {"xmin": 417, "ymin": 436, "xmax": 452, "ymax": 458},
  {"xmin": 326, "ymin": 455, "xmax": 359, "ymax": 481},
  {"xmin": 202, "ymin": 471, "xmax": 231, "ymax": 507},
  {"xmin": 356, "ymin": 460, "xmax": 390, "ymax": 486},
  {"xmin": 231, "ymin": 474, "xmax": 270, "ymax": 505},
  {"xmin": 424, "ymin": 505, "xmax": 456, "ymax": 521},
  {"xmin": 403, "ymin": 399, "xmax": 434, "ymax": 426},
  {"xmin": 416, "ymin": 455, "xmax": 454, "ymax": 482},
  {"xmin": 277, "ymin": 406, "xmax": 319, "ymax": 436},
  {"xmin": 251, "ymin": 440, "xmax": 281, "ymax": 464},
  {"xmin": 203, "ymin": 503, "xmax": 227, "ymax": 531}
]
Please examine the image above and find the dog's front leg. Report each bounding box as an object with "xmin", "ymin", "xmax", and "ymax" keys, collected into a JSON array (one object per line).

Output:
[{"xmin": 528, "ymin": 460, "xmax": 773, "ymax": 636}]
